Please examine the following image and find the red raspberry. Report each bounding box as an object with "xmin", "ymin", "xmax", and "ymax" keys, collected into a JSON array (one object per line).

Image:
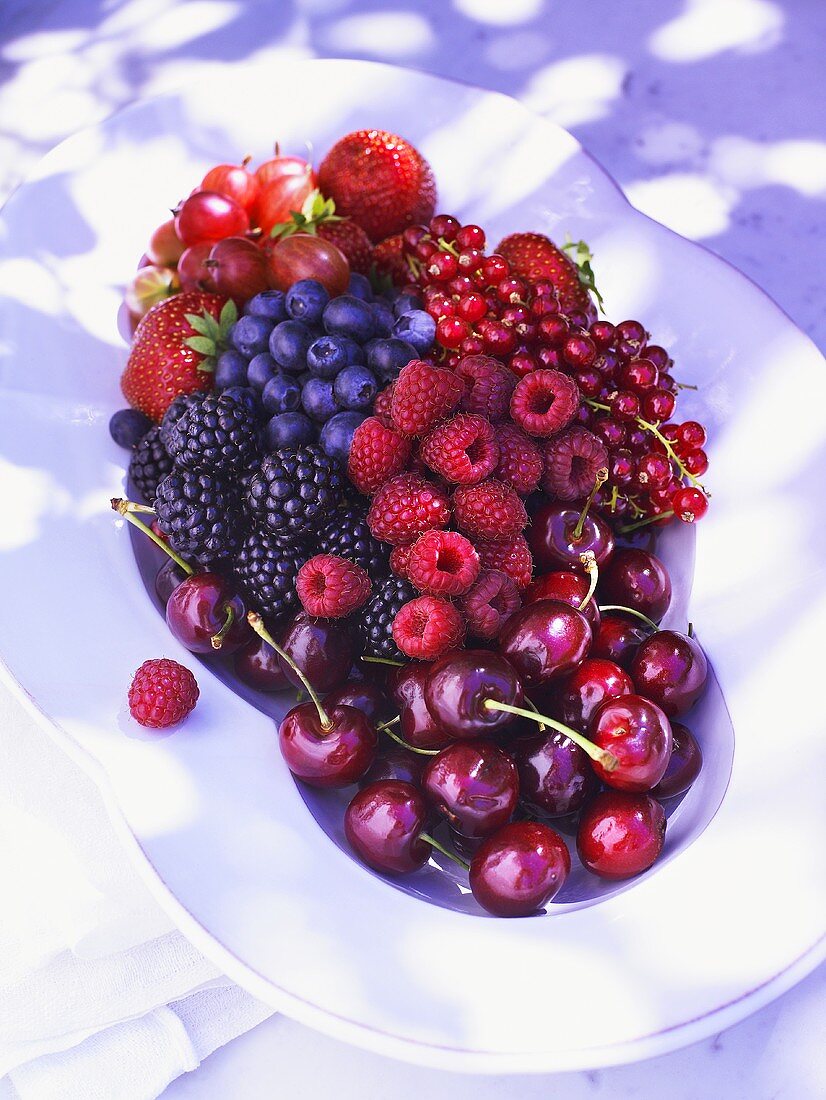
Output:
[
  {"xmin": 420, "ymin": 414, "xmax": 499, "ymax": 485},
  {"xmin": 459, "ymin": 569, "xmax": 522, "ymax": 640},
  {"xmin": 453, "ymin": 479, "xmax": 527, "ymax": 541},
  {"xmin": 492, "ymin": 422, "xmax": 543, "ymax": 495},
  {"xmin": 477, "ymin": 534, "xmax": 534, "ymax": 589},
  {"xmin": 540, "ymin": 426, "xmax": 609, "ymax": 500},
  {"xmin": 510, "ymin": 369, "xmax": 579, "ymax": 437},
  {"xmin": 128, "ymin": 658, "xmax": 199, "ymax": 729},
  {"xmin": 389, "ymin": 543, "xmax": 413, "ymax": 579},
  {"xmin": 391, "ymin": 360, "xmax": 465, "ymax": 437},
  {"xmin": 367, "ymin": 473, "xmax": 451, "ymax": 545},
  {"xmin": 406, "ymin": 529, "xmax": 481, "ymax": 596},
  {"xmin": 373, "ymin": 383, "xmax": 395, "ymax": 424},
  {"xmin": 296, "ymin": 554, "xmax": 371, "ymax": 618},
  {"xmin": 392, "ymin": 595, "xmax": 465, "ymax": 660},
  {"xmin": 455, "ymin": 354, "xmax": 516, "ymax": 421},
  {"xmin": 348, "ymin": 416, "xmax": 411, "ymax": 494}
]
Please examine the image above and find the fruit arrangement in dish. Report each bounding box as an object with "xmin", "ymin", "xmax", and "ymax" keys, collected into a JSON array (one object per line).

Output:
[{"xmin": 111, "ymin": 129, "xmax": 711, "ymax": 918}]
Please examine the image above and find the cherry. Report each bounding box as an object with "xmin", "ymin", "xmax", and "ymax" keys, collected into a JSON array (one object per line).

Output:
[
  {"xmin": 498, "ymin": 600, "xmax": 592, "ymax": 689},
  {"xmin": 557, "ymin": 658, "xmax": 634, "ymax": 732},
  {"xmin": 651, "ymin": 722, "xmax": 702, "ymax": 798},
  {"xmin": 388, "ymin": 663, "xmax": 452, "ymax": 750},
  {"xmin": 345, "ymin": 781, "xmax": 431, "ymax": 874},
  {"xmin": 592, "ymin": 612, "xmax": 652, "ymax": 669},
  {"xmin": 631, "ymin": 630, "xmax": 708, "ymax": 716},
  {"xmin": 277, "ymin": 611, "xmax": 354, "ymax": 694},
  {"xmin": 470, "ymin": 822, "xmax": 570, "ymax": 917},
  {"xmin": 600, "ymin": 547, "xmax": 672, "ymax": 622},
  {"xmin": 359, "ymin": 746, "xmax": 425, "ymax": 790},
  {"xmin": 280, "ymin": 701, "xmax": 376, "ymax": 788},
  {"xmin": 233, "ymin": 636, "xmax": 290, "ymax": 692},
  {"xmin": 166, "ymin": 573, "xmax": 250, "ymax": 654},
  {"xmin": 423, "ymin": 650, "xmax": 524, "ymax": 738},
  {"xmin": 529, "ymin": 501, "xmax": 615, "ymax": 573},
  {"xmin": 588, "ymin": 694, "xmax": 672, "ymax": 791},
  {"xmin": 513, "ymin": 731, "xmax": 598, "ymax": 817},
  {"xmin": 524, "ymin": 570, "xmax": 601, "ymax": 631},
  {"xmin": 577, "ymin": 790, "xmax": 666, "ymax": 879},
  {"xmin": 422, "ymin": 739, "xmax": 519, "ymax": 838},
  {"xmin": 175, "ymin": 190, "xmax": 249, "ymax": 246},
  {"xmin": 155, "ymin": 559, "xmax": 187, "ymax": 605},
  {"xmin": 449, "ymin": 825, "xmax": 485, "ymax": 860},
  {"xmin": 325, "ymin": 681, "xmax": 392, "ymax": 725}
]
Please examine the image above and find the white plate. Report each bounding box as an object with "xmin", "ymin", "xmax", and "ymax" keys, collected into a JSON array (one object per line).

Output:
[{"xmin": 0, "ymin": 59, "xmax": 824, "ymax": 1073}]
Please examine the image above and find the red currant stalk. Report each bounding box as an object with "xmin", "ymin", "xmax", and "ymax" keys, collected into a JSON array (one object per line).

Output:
[
  {"xmin": 110, "ymin": 497, "xmax": 194, "ymax": 578},
  {"xmin": 483, "ymin": 700, "xmax": 619, "ymax": 772},
  {"xmin": 247, "ymin": 612, "xmax": 332, "ymax": 730}
]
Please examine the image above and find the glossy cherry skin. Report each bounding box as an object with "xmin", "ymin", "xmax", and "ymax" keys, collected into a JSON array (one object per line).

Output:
[
  {"xmin": 388, "ymin": 663, "xmax": 452, "ymax": 750},
  {"xmin": 577, "ymin": 790, "xmax": 666, "ymax": 879},
  {"xmin": 600, "ymin": 548, "xmax": 671, "ymax": 622},
  {"xmin": 557, "ymin": 658, "xmax": 634, "ymax": 732},
  {"xmin": 592, "ymin": 612, "xmax": 651, "ymax": 669},
  {"xmin": 277, "ymin": 612, "xmax": 354, "ymax": 694},
  {"xmin": 233, "ymin": 636, "xmax": 290, "ymax": 692},
  {"xmin": 166, "ymin": 573, "xmax": 250, "ymax": 654},
  {"xmin": 652, "ymin": 722, "xmax": 702, "ymax": 799},
  {"xmin": 423, "ymin": 650, "xmax": 524, "ymax": 738},
  {"xmin": 155, "ymin": 559, "xmax": 188, "ymax": 605},
  {"xmin": 498, "ymin": 600, "xmax": 592, "ymax": 689},
  {"xmin": 325, "ymin": 680, "xmax": 392, "ymax": 725},
  {"xmin": 631, "ymin": 630, "xmax": 708, "ymax": 716},
  {"xmin": 359, "ymin": 746, "xmax": 425, "ymax": 790},
  {"xmin": 278, "ymin": 702, "xmax": 376, "ymax": 788},
  {"xmin": 470, "ymin": 821, "xmax": 571, "ymax": 917},
  {"xmin": 422, "ymin": 739, "xmax": 519, "ymax": 838},
  {"xmin": 525, "ymin": 570, "xmax": 601, "ymax": 631},
  {"xmin": 512, "ymin": 731, "xmax": 598, "ymax": 817},
  {"xmin": 589, "ymin": 694, "xmax": 672, "ymax": 792},
  {"xmin": 345, "ymin": 780, "xmax": 431, "ymax": 874},
  {"xmin": 529, "ymin": 502, "xmax": 615, "ymax": 573}
]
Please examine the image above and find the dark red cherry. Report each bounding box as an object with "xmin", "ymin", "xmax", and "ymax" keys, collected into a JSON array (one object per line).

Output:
[
  {"xmin": 388, "ymin": 663, "xmax": 452, "ymax": 750},
  {"xmin": 577, "ymin": 790, "xmax": 666, "ymax": 879},
  {"xmin": 166, "ymin": 572, "xmax": 250, "ymax": 654},
  {"xmin": 422, "ymin": 739, "xmax": 519, "ymax": 838},
  {"xmin": 423, "ymin": 650, "xmax": 524, "ymax": 738},
  {"xmin": 449, "ymin": 825, "xmax": 486, "ymax": 860},
  {"xmin": 233, "ymin": 636, "xmax": 290, "ymax": 692},
  {"xmin": 631, "ymin": 630, "xmax": 708, "ymax": 716},
  {"xmin": 529, "ymin": 502, "xmax": 615, "ymax": 573},
  {"xmin": 470, "ymin": 821, "xmax": 571, "ymax": 916},
  {"xmin": 278, "ymin": 702, "xmax": 376, "ymax": 788},
  {"xmin": 345, "ymin": 780, "xmax": 431, "ymax": 873},
  {"xmin": 512, "ymin": 731, "xmax": 598, "ymax": 817},
  {"xmin": 557, "ymin": 657, "xmax": 634, "ymax": 732},
  {"xmin": 651, "ymin": 723, "xmax": 702, "ymax": 798},
  {"xmin": 589, "ymin": 694, "xmax": 672, "ymax": 791},
  {"xmin": 498, "ymin": 600, "xmax": 592, "ymax": 689},
  {"xmin": 155, "ymin": 559, "xmax": 188, "ymax": 605},
  {"xmin": 277, "ymin": 611, "xmax": 354, "ymax": 694},
  {"xmin": 592, "ymin": 612, "xmax": 651, "ymax": 669},
  {"xmin": 325, "ymin": 680, "xmax": 392, "ymax": 725},
  {"xmin": 359, "ymin": 746, "xmax": 425, "ymax": 789},
  {"xmin": 524, "ymin": 570, "xmax": 601, "ymax": 631},
  {"xmin": 600, "ymin": 548, "xmax": 671, "ymax": 622}
]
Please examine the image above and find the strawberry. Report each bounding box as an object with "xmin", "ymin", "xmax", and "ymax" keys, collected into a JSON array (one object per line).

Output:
[
  {"xmin": 496, "ymin": 233, "xmax": 603, "ymax": 317},
  {"xmin": 121, "ymin": 291, "xmax": 234, "ymax": 421},
  {"xmin": 318, "ymin": 130, "xmax": 437, "ymax": 243},
  {"xmin": 371, "ymin": 233, "xmax": 414, "ymax": 288}
]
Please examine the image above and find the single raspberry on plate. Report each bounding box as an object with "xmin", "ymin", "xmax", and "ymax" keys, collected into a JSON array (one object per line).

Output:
[
  {"xmin": 477, "ymin": 534, "xmax": 534, "ymax": 589},
  {"xmin": 453, "ymin": 479, "xmax": 527, "ymax": 541},
  {"xmin": 455, "ymin": 355, "xmax": 516, "ymax": 421},
  {"xmin": 373, "ymin": 383, "xmax": 395, "ymax": 424},
  {"xmin": 391, "ymin": 360, "xmax": 465, "ymax": 437},
  {"xmin": 367, "ymin": 473, "xmax": 451, "ymax": 545},
  {"xmin": 128, "ymin": 658, "xmax": 199, "ymax": 729},
  {"xmin": 406, "ymin": 529, "xmax": 481, "ymax": 596},
  {"xmin": 541, "ymin": 425, "xmax": 609, "ymax": 500},
  {"xmin": 296, "ymin": 554, "xmax": 372, "ymax": 618},
  {"xmin": 510, "ymin": 369, "xmax": 579, "ymax": 437},
  {"xmin": 493, "ymin": 422, "xmax": 544, "ymax": 495},
  {"xmin": 420, "ymin": 414, "xmax": 499, "ymax": 485},
  {"xmin": 389, "ymin": 543, "xmax": 414, "ymax": 580},
  {"xmin": 348, "ymin": 416, "xmax": 412, "ymax": 494},
  {"xmin": 392, "ymin": 595, "xmax": 465, "ymax": 660},
  {"xmin": 459, "ymin": 569, "xmax": 522, "ymax": 640}
]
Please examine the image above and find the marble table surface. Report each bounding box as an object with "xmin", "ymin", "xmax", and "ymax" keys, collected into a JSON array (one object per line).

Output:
[{"xmin": 1, "ymin": 1, "xmax": 824, "ymax": 1096}]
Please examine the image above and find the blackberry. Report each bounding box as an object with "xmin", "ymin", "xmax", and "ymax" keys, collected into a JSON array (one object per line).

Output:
[
  {"xmin": 246, "ymin": 444, "xmax": 344, "ymax": 540},
  {"xmin": 234, "ymin": 527, "xmax": 308, "ymax": 623},
  {"xmin": 128, "ymin": 426, "xmax": 172, "ymax": 502},
  {"xmin": 159, "ymin": 392, "xmax": 205, "ymax": 450},
  {"xmin": 154, "ymin": 469, "xmax": 244, "ymax": 565},
  {"xmin": 167, "ymin": 391, "xmax": 258, "ymax": 473},
  {"xmin": 317, "ymin": 501, "xmax": 389, "ymax": 577},
  {"xmin": 358, "ymin": 576, "xmax": 416, "ymax": 661}
]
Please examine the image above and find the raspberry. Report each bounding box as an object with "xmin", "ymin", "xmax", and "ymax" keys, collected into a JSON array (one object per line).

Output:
[
  {"xmin": 493, "ymin": 422, "xmax": 544, "ymax": 495},
  {"xmin": 296, "ymin": 554, "xmax": 371, "ymax": 618},
  {"xmin": 406, "ymin": 530, "xmax": 480, "ymax": 596},
  {"xmin": 510, "ymin": 369, "xmax": 579, "ymax": 437},
  {"xmin": 373, "ymin": 383, "xmax": 395, "ymax": 424},
  {"xmin": 390, "ymin": 360, "xmax": 465, "ymax": 437},
  {"xmin": 477, "ymin": 534, "xmax": 534, "ymax": 589},
  {"xmin": 128, "ymin": 658, "xmax": 199, "ymax": 729},
  {"xmin": 420, "ymin": 414, "xmax": 499, "ymax": 485},
  {"xmin": 455, "ymin": 355, "xmax": 516, "ymax": 421},
  {"xmin": 347, "ymin": 416, "xmax": 412, "ymax": 494},
  {"xmin": 453, "ymin": 479, "xmax": 527, "ymax": 541},
  {"xmin": 367, "ymin": 473, "xmax": 451, "ymax": 545},
  {"xmin": 390, "ymin": 543, "xmax": 413, "ymax": 580},
  {"xmin": 459, "ymin": 569, "xmax": 522, "ymax": 640},
  {"xmin": 392, "ymin": 596, "xmax": 465, "ymax": 660},
  {"xmin": 540, "ymin": 426, "xmax": 609, "ymax": 500}
]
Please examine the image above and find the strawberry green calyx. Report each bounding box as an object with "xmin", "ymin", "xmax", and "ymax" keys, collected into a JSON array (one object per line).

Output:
[
  {"xmin": 184, "ymin": 298, "xmax": 238, "ymax": 373},
  {"xmin": 562, "ymin": 237, "xmax": 605, "ymax": 313},
  {"xmin": 269, "ymin": 189, "xmax": 341, "ymax": 240}
]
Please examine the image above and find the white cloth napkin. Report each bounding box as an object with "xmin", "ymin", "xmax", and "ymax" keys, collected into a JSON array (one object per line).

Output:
[{"xmin": 0, "ymin": 679, "xmax": 273, "ymax": 1098}]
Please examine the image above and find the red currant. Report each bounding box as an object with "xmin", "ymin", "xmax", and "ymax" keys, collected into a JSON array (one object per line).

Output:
[
  {"xmin": 402, "ymin": 225, "xmax": 427, "ymax": 249},
  {"xmin": 575, "ymin": 369, "xmax": 602, "ymax": 398},
  {"xmin": 483, "ymin": 322, "xmax": 516, "ymax": 356},
  {"xmin": 625, "ymin": 426, "xmax": 648, "ymax": 453},
  {"xmin": 642, "ymin": 389, "xmax": 676, "ymax": 422},
  {"xmin": 456, "ymin": 292, "xmax": 488, "ymax": 323},
  {"xmin": 481, "ymin": 255, "xmax": 510, "ymax": 284},
  {"xmin": 429, "ymin": 214, "xmax": 460, "ymax": 241},
  {"xmin": 677, "ymin": 420, "xmax": 707, "ymax": 449},
  {"xmin": 509, "ymin": 351, "xmax": 539, "ymax": 377},
  {"xmin": 672, "ymin": 486, "xmax": 708, "ymax": 522},
  {"xmin": 501, "ymin": 304, "xmax": 531, "ymax": 326},
  {"xmin": 616, "ymin": 319, "xmax": 647, "ymax": 345},
  {"xmin": 497, "ymin": 276, "xmax": 527, "ymax": 303},
  {"xmin": 448, "ymin": 275, "xmax": 474, "ymax": 297},
  {"xmin": 643, "ymin": 344, "xmax": 670, "ymax": 370},
  {"xmin": 458, "ymin": 247, "xmax": 485, "ymax": 272},
  {"xmin": 529, "ymin": 294, "xmax": 558, "ymax": 317},
  {"xmin": 620, "ymin": 357, "xmax": 659, "ymax": 393},
  {"xmin": 436, "ymin": 316, "xmax": 470, "ymax": 348},
  {"xmin": 416, "ymin": 238, "xmax": 439, "ymax": 262},
  {"xmin": 608, "ymin": 390, "xmax": 640, "ymax": 421},
  {"xmin": 535, "ymin": 346, "xmax": 562, "ymax": 369},
  {"xmin": 659, "ymin": 372, "xmax": 677, "ymax": 394},
  {"xmin": 683, "ymin": 448, "xmax": 709, "ymax": 476},
  {"xmin": 455, "ymin": 224, "xmax": 486, "ymax": 250},
  {"xmin": 593, "ymin": 417, "xmax": 626, "ymax": 449},
  {"xmin": 532, "ymin": 279, "xmax": 557, "ymax": 299},
  {"xmin": 428, "ymin": 251, "xmax": 458, "ymax": 282},
  {"xmin": 537, "ymin": 315, "xmax": 568, "ymax": 347},
  {"xmin": 562, "ymin": 333, "xmax": 597, "ymax": 368},
  {"xmin": 460, "ymin": 334, "xmax": 485, "ymax": 356},
  {"xmin": 589, "ymin": 321, "xmax": 615, "ymax": 348},
  {"xmin": 425, "ymin": 292, "xmax": 455, "ymax": 320},
  {"xmin": 566, "ymin": 309, "xmax": 590, "ymax": 328},
  {"xmin": 636, "ymin": 451, "xmax": 671, "ymax": 488},
  {"xmin": 611, "ymin": 449, "xmax": 636, "ymax": 485}
]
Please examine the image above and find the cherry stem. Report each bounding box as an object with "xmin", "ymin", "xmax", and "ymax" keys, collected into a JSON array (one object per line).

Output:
[
  {"xmin": 377, "ymin": 717, "xmax": 440, "ymax": 756},
  {"xmin": 419, "ymin": 831, "xmax": 470, "ymax": 872},
  {"xmin": 617, "ymin": 510, "xmax": 674, "ymax": 534},
  {"xmin": 572, "ymin": 467, "xmax": 609, "ymax": 541},
  {"xmin": 598, "ymin": 604, "xmax": 660, "ymax": 632},
  {"xmin": 210, "ymin": 605, "xmax": 235, "ymax": 650},
  {"xmin": 247, "ymin": 612, "xmax": 331, "ymax": 730},
  {"xmin": 111, "ymin": 498, "xmax": 194, "ymax": 576},
  {"xmin": 483, "ymin": 700, "xmax": 618, "ymax": 772},
  {"xmin": 523, "ymin": 695, "xmax": 547, "ymax": 733},
  {"xmin": 578, "ymin": 550, "xmax": 599, "ymax": 610},
  {"xmin": 361, "ymin": 655, "xmax": 404, "ymax": 668}
]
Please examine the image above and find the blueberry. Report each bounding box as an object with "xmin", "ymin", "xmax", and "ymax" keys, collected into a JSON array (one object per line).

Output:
[
  {"xmin": 393, "ymin": 291, "xmax": 424, "ymax": 318},
  {"xmin": 244, "ymin": 289, "xmax": 287, "ymax": 323},
  {"xmin": 301, "ymin": 377, "xmax": 339, "ymax": 422},
  {"xmin": 264, "ymin": 412, "xmax": 316, "ymax": 449},
  {"xmin": 109, "ymin": 408, "xmax": 152, "ymax": 449},
  {"xmin": 320, "ymin": 411, "xmax": 367, "ymax": 464},
  {"xmin": 392, "ymin": 309, "xmax": 435, "ymax": 354},
  {"xmin": 247, "ymin": 352, "xmax": 278, "ymax": 392},
  {"xmin": 262, "ymin": 371, "xmax": 302, "ymax": 415},
  {"xmin": 231, "ymin": 314, "xmax": 274, "ymax": 358},
  {"xmin": 322, "ymin": 294, "xmax": 375, "ymax": 343},
  {"xmin": 285, "ymin": 279, "xmax": 330, "ymax": 326},
  {"xmin": 367, "ymin": 337, "xmax": 419, "ymax": 383},
  {"xmin": 334, "ymin": 365, "xmax": 378, "ymax": 411},
  {"xmin": 347, "ymin": 272, "xmax": 373, "ymax": 301},
  {"xmin": 370, "ymin": 300, "xmax": 395, "ymax": 337},
  {"xmin": 307, "ymin": 334, "xmax": 362, "ymax": 379},
  {"xmin": 269, "ymin": 320, "xmax": 314, "ymax": 373},
  {"xmin": 214, "ymin": 349, "xmax": 249, "ymax": 390}
]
